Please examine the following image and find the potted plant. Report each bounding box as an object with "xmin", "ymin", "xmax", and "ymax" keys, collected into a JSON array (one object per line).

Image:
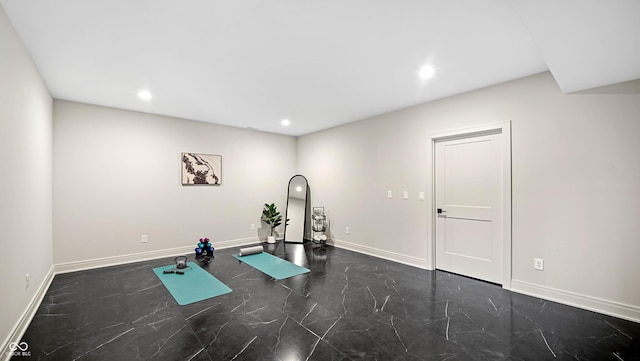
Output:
[{"xmin": 261, "ymin": 203, "xmax": 288, "ymax": 243}]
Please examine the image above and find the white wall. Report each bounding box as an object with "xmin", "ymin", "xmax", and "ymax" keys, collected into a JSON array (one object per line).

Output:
[
  {"xmin": 0, "ymin": 4, "xmax": 53, "ymax": 351},
  {"xmin": 297, "ymin": 72, "xmax": 640, "ymax": 321},
  {"xmin": 53, "ymin": 100, "xmax": 297, "ymax": 265}
]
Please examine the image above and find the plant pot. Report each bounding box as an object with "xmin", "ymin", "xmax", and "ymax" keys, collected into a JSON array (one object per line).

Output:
[{"xmin": 267, "ymin": 236, "xmax": 276, "ymax": 244}]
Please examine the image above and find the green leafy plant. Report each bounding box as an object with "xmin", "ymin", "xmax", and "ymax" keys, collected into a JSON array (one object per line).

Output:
[{"xmin": 261, "ymin": 203, "xmax": 288, "ymax": 237}]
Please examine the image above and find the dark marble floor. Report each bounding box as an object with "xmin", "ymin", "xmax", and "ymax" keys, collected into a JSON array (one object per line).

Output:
[{"xmin": 14, "ymin": 241, "xmax": 640, "ymax": 360}]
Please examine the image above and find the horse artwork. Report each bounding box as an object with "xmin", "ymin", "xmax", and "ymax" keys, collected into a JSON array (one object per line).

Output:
[{"xmin": 181, "ymin": 153, "xmax": 221, "ymax": 185}]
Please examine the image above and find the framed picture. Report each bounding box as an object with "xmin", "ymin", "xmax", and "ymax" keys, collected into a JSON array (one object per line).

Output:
[
  {"xmin": 181, "ymin": 153, "xmax": 222, "ymax": 185},
  {"xmin": 312, "ymin": 207, "xmax": 326, "ymax": 233},
  {"xmin": 312, "ymin": 207, "xmax": 325, "ymax": 218}
]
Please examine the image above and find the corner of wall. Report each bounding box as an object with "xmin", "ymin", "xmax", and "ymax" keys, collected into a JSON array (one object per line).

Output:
[{"xmin": 1, "ymin": 266, "xmax": 55, "ymax": 361}]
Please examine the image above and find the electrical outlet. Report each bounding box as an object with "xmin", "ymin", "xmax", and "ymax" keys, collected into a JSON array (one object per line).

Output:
[
  {"xmin": 387, "ymin": 191, "xmax": 393, "ymax": 199},
  {"xmin": 345, "ymin": 226, "xmax": 350, "ymax": 235},
  {"xmin": 141, "ymin": 235, "xmax": 148, "ymax": 243},
  {"xmin": 250, "ymin": 224, "xmax": 255, "ymax": 231},
  {"xmin": 534, "ymin": 258, "xmax": 544, "ymax": 271},
  {"xmin": 403, "ymin": 191, "xmax": 409, "ymax": 200},
  {"xmin": 418, "ymin": 192, "xmax": 425, "ymax": 201},
  {"xmin": 26, "ymin": 273, "xmax": 29, "ymax": 289}
]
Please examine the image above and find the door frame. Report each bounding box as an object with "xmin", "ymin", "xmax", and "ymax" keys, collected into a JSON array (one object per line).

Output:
[{"xmin": 426, "ymin": 121, "xmax": 512, "ymax": 289}]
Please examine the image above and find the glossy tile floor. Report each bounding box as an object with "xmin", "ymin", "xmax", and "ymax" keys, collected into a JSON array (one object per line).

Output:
[{"xmin": 17, "ymin": 241, "xmax": 640, "ymax": 360}]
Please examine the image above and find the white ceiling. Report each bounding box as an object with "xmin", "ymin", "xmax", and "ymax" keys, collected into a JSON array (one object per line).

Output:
[{"xmin": 2, "ymin": 0, "xmax": 639, "ymax": 136}]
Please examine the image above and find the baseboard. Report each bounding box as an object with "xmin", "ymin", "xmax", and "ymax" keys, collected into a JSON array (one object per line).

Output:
[
  {"xmin": 511, "ymin": 279, "xmax": 640, "ymax": 323},
  {"xmin": 214, "ymin": 236, "xmax": 260, "ymax": 249},
  {"xmin": 2, "ymin": 265, "xmax": 55, "ymax": 361},
  {"xmin": 54, "ymin": 245, "xmax": 195, "ymax": 274},
  {"xmin": 54, "ymin": 237, "xmax": 259, "ymax": 274},
  {"xmin": 332, "ymin": 239, "xmax": 640, "ymax": 323},
  {"xmin": 332, "ymin": 238, "xmax": 429, "ymax": 270}
]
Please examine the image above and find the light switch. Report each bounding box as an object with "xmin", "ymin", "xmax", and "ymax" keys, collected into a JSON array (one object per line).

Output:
[
  {"xmin": 387, "ymin": 190, "xmax": 393, "ymax": 199},
  {"xmin": 403, "ymin": 191, "xmax": 409, "ymax": 200},
  {"xmin": 418, "ymin": 192, "xmax": 425, "ymax": 201},
  {"xmin": 534, "ymin": 258, "xmax": 544, "ymax": 271}
]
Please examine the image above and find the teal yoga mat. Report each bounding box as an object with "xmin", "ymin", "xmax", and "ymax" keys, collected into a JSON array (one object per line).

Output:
[
  {"xmin": 153, "ymin": 262, "xmax": 232, "ymax": 305},
  {"xmin": 233, "ymin": 252, "xmax": 310, "ymax": 280}
]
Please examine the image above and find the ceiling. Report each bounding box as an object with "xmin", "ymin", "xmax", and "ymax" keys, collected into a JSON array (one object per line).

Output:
[{"xmin": 2, "ymin": 0, "xmax": 639, "ymax": 136}]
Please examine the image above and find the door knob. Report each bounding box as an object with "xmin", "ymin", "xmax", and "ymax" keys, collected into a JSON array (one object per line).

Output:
[{"xmin": 437, "ymin": 208, "xmax": 446, "ymax": 214}]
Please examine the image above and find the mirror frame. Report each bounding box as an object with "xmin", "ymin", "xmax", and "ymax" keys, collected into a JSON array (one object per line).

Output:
[{"xmin": 283, "ymin": 174, "xmax": 309, "ymax": 243}]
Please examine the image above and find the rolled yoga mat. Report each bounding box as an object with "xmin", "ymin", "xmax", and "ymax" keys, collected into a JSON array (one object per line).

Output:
[{"xmin": 238, "ymin": 245, "xmax": 264, "ymax": 256}]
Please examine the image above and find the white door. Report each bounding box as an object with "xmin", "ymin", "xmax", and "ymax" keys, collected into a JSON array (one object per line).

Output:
[{"xmin": 435, "ymin": 130, "xmax": 503, "ymax": 284}]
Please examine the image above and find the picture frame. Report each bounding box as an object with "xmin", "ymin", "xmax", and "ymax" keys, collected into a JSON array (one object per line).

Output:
[
  {"xmin": 312, "ymin": 207, "xmax": 326, "ymax": 233},
  {"xmin": 181, "ymin": 153, "xmax": 222, "ymax": 185},
  {"xmin": 312, "ymin": 207, "xmax": 325, "ymax": 219}
]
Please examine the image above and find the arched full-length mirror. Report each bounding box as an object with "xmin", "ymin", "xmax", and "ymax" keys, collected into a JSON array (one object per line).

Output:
[{"xmin": 284, "ymin": 175, "xmax": 309, "ymax": 243}]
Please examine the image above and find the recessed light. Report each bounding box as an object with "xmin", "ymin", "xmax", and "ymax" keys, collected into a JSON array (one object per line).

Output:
[
  {"xmin": 419, "ymin": 65, "xmax": 435, "ymax": 80},
  {"xmin": 138, "ymin": 90, "xmax": 152, "ymax": 100},
  {"xmin": 281, "ymin": 119, "xmax": 290, "ymax": 126}
]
